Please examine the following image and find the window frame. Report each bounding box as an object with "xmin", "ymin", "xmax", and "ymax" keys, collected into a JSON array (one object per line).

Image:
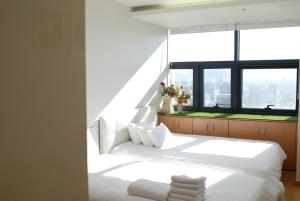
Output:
[
  {"xmin": 238, "ymin": 60, "xmax": 299, "ymax": 115},
  {"xmin": 169, "ymin": 30, "xmax": 299, "ymax": 115},
  {"xmin": 170, "ymin": 62, "xmax": 199, "ymax": 112},
  {"xmin": 199, "ymin": 61, "xmax": 236, "ymax": 113}
]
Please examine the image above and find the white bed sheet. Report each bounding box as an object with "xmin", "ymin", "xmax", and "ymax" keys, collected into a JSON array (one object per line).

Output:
[
  {"xmin": 88, "ymin": 154, "xmax": 284, "ymax": 201},
  {"xmin": 111, "ymin": 134, "xmax": 286, "ymax": 180},
  {"xmin": 88, "ymin": 134, "xmax": 286, "ymax": 201}
]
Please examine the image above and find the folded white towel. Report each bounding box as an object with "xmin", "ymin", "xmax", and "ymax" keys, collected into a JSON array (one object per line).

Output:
[
  {"xmin": 170, "ymin": 187, "xmax": 205, "ymax": 197},
  {"xmin": 127, "ymin": 179, "xmax": 170, "ymax": 201},
  {"xmin": 171, "ymin": 175, "xmax": 206, "ymax": 185},
  {"xmin": 171, "ymin": 182, "xmax": 205, "ymax": 190},
  {"xmin": 168, "ymin": 198, "xmax": 185, "ymax": 201},
  {"xmin": 169, "ymin": 192, "xmax": 205, "ymax": 201}
]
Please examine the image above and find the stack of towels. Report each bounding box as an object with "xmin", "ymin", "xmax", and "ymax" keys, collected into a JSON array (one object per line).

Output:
[
  {"xmin": 127, "ymin": 175, "xmax": 206, "ymax": 201},
  {"xmin": 128, "ymin": 179, "xmax": 171, "ymax": 201},
  {"xmin": 168, "ymin": 175, "xmax": 206, "ymax": 201}
]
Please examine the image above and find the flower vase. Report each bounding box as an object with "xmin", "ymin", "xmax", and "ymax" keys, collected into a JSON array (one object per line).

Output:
[
  {"xmin": 177, "ymin": 104, "xmax": 183, "ymax": 113},
  {"xmin": 161, "ymin": 97, "xmax": 174, "ymax": 113}
]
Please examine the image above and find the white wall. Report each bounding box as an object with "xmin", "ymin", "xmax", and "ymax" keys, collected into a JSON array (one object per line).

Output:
[
  {"xmin": 85, "ymin": 0, "xmax": 168, "ymax": 127},
  {"xmin": 0, "ymin": 0, "xmax": 88, "ymax": 200}
]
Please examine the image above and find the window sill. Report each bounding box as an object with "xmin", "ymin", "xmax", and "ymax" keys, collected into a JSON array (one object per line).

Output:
[{"xmin": 158, "ymin": 111, "xmax": 298, "ymax": 121}]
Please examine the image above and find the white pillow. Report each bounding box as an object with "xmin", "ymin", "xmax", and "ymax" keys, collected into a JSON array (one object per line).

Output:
[
  {"xmin": 136, "ymin": 124, "xmax": 155, "ymax": 147},
  {"xmin": 128, "ymin": 122, "xmax": 155, "ymax": 145},
  {"xmin": 127, "ymin": 123, "xmax": 142, "ymax": 145},
  {"xmin": 147, "ymin": 123, "xmax": 173, "ymax": 148}
]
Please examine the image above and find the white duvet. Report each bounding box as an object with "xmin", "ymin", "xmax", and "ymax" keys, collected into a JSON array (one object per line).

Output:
[{"xmin": 88, "ymin": 134, "xmax": 286, "ymax": 201}]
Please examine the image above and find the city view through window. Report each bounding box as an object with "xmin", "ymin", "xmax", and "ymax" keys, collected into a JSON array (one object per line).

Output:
[
  {"xmin": 204, "ymin": 69, "xmax": 231, "ymax": 108},
  {"xmin": 242, "ymin": 69, "xmax": 297, "ymax": 110},
  {"xmin": 168, "ymin": 27, "xmax": 299, "ymax": 113}
]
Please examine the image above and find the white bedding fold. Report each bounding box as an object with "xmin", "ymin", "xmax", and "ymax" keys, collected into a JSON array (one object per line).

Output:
[
  {"xmin": 170, "ymin": 187, "xmax": 204, "ymax": 197},
  {"xmin": 171, "ymin": 175, "xmax": 206, "ymax": 185},
  {"xmin": 171, "ymin": 182, "xmax": 204, "ymax": 190},
  {"xmin": 127, "ymin": 179, "xmax": 170, "ymax": 201}
]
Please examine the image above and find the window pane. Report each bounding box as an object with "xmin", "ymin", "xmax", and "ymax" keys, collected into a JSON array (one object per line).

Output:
[
  {"xmin": 242, "ymin": 69, "xmax": 297, "ymax": 110},
  {"xmin": 240, "ymin": 27, "xmax": 300, "ymax": 60},
  {"xmin": 204, "ymin": 69, "xmax": 231, "ymax": 108},
  {"xmin": 169, "ymin": 31, "xmax": 234, "ymax": 62},
  {"xmin": 169, "ymin": 69, "xmax": 193, "ymax": 106}
]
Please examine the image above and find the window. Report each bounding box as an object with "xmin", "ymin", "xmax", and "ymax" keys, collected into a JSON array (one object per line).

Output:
[
  {"xmin": 168, "ymin": 69, "xmax": 193, "ymax": 106},
  {"xmin": 169, "ymin": 27, "xmax": 299, "ymax": 115},
  {"xmin": 242, "ymin": 68, "xmax": 297, "ymax": 110},
  {"xmin": 240, "ymin": 27, "xmax": 300, "ymax": 60},
  {"xmin": 204, "ymin": 69, "xmax": 231, "ymax": 108},
  {"xmin": 169, "ymin": 31, "xmax": 234, "ymax": 62}
]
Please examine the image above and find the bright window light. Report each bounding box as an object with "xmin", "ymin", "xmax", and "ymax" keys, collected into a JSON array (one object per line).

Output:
[
  {"xmin": 169, "ymin": 31, "xmax": 234, "ymax": 62},
  {"xmin": 204, "ymin": 69, "xmax": 231, "ymax": 108},
  {"xmin": 182, "ymin": 140, "xmax": 272, "ymax": 158},
  {"xmin": 242, "ymin": 68, "xmax": 297, "ymax": 110},
  {"xmin": 240, "ymin": 27, "xmax": 300, "ymax": 60},
  {"xmin": 102, "ymin": 158, "xmax": 233, "ymax": 188}
]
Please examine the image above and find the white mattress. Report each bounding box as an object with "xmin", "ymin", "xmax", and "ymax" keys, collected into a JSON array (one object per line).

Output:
[
  {"xmin": 111, "ymin": 134, "xmax": 286, "ymax": 180},
  {"xmin": 88, "ymin": 134, "xmax": 286, "ymax": 201}
]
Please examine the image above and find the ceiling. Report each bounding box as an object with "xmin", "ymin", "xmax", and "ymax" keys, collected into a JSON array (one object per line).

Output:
[
  {"xmin": 116, "ymin": 0, "xmax": 281, "ymax": 7},
  {"xmin": 115, "ymin": 0, "xmax": 300, "ymax": 30},
  {"xmin": 115, "ymin": 0, "xmax": 179, "ymax": 7}
]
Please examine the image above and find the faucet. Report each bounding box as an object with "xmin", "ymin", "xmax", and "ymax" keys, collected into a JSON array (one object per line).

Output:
[
  {"xmin": 214, "ymin": 103, "xmax": 223, "ymax": 108},
  {"xmin": 264, "ymin": 105, "xmax": 275, "ymax": 110}
]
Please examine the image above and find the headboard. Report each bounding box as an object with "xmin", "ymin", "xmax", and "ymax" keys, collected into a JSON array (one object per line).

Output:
[{"xmin": 99, "ymin": 106, "xmax": 158, "ymax": 153}]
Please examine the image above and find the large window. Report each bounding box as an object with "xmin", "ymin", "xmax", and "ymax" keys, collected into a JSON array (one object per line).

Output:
[
  {"xmin": 204, "ymin": 69, "xmax": 231, "ymax": 108},
  {"xmin": 242, "ymin": 68, "xmax": 297, "ymax": 110},
  {"xmin": 169, "ymin": 27, "xmax": 299, "ymax": 115},
  {"xmin": 240, "ymin": 27, "xmax": 300, "ymax": 60},
  {"xmin": 169, "ymin": 31, "xmax": 234, "ymax": 62}
]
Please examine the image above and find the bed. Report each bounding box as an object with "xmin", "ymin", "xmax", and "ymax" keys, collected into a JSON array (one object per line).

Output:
[{"xmin": 88, "ymin": 133, "xmax": 286, "ymax": 201}]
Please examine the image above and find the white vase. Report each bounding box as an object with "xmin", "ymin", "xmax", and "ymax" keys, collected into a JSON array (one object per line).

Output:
[
  {"xmin": 161, "ymin": 97, "xmax": 174, "ymax": 113},
  {"xmin": 177, "ymin": 104, "xmax": 183, "ymax": 113}
]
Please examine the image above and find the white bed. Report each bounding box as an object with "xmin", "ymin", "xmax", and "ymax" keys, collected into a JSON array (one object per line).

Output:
[
  {"xmin": 111, "ymin": 134, "xmax": 286, "ymax": 180},
  {"xmin": 88, "ymin": 134, "xmax": 286, "ymax": 201}
]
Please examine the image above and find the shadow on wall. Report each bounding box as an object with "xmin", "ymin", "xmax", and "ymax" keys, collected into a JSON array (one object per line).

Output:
[
  {"xmin": 131, "ymin": 66, "xmax": 169, "ymax": 123},
  {"xmin": 87, "ymin": 39, "xmax": 169, "ymax": 154}
]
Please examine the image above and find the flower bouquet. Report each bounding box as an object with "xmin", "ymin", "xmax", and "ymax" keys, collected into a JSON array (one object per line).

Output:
[
  {"xmin": 176, "ymin": 89, "xmax": 191, "ymax": 113},
  {"xmin": 160, "ymin": 82, "xmax": 190, "ymax": 113},
  {"xmin": 160, "ymin": 82, "xmax": 179, "ymax": 97}
]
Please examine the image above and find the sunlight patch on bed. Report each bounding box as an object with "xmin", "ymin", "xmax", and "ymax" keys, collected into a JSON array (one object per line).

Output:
[
  {"xmin": 161, "ymin": 135, "xmax": 197, "ymax": 149},
  {"xmin": 102, "ymin": 160, "xmax": 233, "ymax": 187},
  {"xmin": 181, "ymin": 140, "xmax": 272, "ymax": 158},
  {"xmin": 88, "ymin": 153, "xmax": 141, "ymax": 173}
]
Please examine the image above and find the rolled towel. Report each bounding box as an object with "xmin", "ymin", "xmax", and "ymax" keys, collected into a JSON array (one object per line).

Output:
[
  {"xmin": 171, "ymin": 182, "xmax": 205, "ymax": 190},
  {"xmin": 171, "ymin": 175, "xmax": 206, "ymax": 185},
  {"xmin": 170, "ymin": 187, "xmax": 205, "ymax": 197},
  {"xmin": 169, "ymin": 192, "xmax": 205, "ymax": 201},
  {"xmin": 127, "ymin": 179, "xmax": 170, "ymax": 201}
]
